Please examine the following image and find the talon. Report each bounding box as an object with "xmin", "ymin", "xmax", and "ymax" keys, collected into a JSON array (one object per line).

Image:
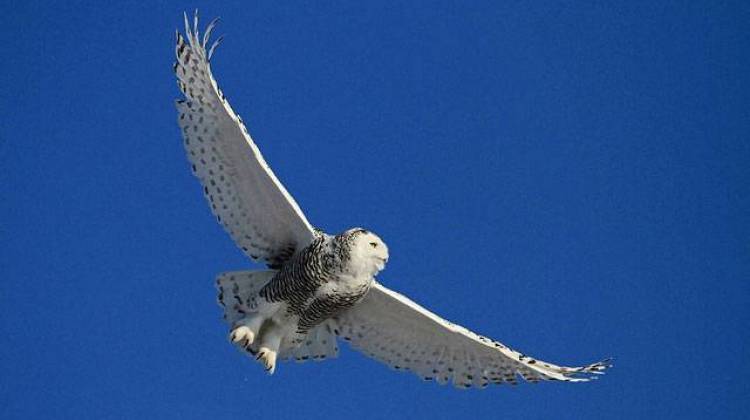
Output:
[
  {"xmin": 257, "ymin": 346, "xmax": 277, "ymax": 375},
  {"xmin": 264, "ymin": 360, "xmax": 276, "ymax": 375},
  {"xmin": 230, "ymin": 326, "xmax": 255, "ymax": 346},
  {"xmin": 229, "ymin": 330, "xmax": 242, "ymax": 345}
]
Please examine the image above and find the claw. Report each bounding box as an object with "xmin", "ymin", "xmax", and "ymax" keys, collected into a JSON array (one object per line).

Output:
[
  {"xmin": 257, "ymin": 346, "xmax": 277, "ymax": 375},
  {"xmin": 230, "ymin": 325, "xmax": 254, "ymax": 346}
]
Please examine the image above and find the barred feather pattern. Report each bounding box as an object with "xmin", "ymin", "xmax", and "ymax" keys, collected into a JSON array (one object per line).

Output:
[
  {"xmin": 216, "ymin": 270, "xmax": 339, "ymax": 362},
  {"xmin": 180, "ymin": 12, "xmax": 612, "ymax": 387},
  {"xmin": 260, "ymin": 230, "xmax": 373, "ymax": 333}
]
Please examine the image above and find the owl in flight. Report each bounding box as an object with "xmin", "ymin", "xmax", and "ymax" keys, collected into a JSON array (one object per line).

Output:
[{"xmin": 174, "ymin": 12, "xmax": 610, "ymax": 388}]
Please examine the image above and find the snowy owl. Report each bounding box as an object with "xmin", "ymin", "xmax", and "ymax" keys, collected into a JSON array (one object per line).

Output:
[{"xmin": 174, "ymin": 13, "xmax": 610, "ymax": 388}]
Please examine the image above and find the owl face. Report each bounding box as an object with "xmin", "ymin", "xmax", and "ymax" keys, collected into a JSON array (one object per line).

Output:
[{"xmin": 340, "ymin": 228, "xmax": 389, "ymax": 275}]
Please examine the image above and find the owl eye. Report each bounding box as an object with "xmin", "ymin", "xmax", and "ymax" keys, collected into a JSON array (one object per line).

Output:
[{"xmin": 369, "ymin": 242, "xmax": 378, "ymax": 248}]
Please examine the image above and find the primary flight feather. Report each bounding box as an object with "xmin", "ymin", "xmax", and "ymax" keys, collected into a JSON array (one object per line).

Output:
[{"xmin": 174, "ymin": 12, "xmax": 610, "ymax": 388}]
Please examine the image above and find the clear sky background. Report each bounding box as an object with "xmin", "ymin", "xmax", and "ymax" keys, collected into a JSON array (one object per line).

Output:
[{"xmin": 2, "ymin": 1, "xmax": 748, "ymax": 419}]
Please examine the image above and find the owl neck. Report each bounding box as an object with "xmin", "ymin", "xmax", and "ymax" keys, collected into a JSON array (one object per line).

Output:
[{"xmin": 343, "ymin": 253, "xmax": 381, "ymax": 279}]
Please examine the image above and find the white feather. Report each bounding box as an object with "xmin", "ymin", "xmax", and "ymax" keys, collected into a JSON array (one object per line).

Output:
[
  {"xmin": 334, "ymin": 282, "xmax": 611, "ymax": 388},
  {"xmin": 178, "ymin": 13, "xmax": 611, "ymax": 388},
  {"xmin": 174, "ymin": 15, "xmax": 316, "ymax": 266},
  {"xmin": 216, "ymin": 270, "xmax": 339, "ymax": 363}
]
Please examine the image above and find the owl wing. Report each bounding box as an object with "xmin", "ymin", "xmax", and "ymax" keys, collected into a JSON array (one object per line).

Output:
[
  {"xmin": 278, "ymin": 320, "xmax": 340, "ymax": 363},
  {"xmin": 334, "ymin": 281, "xmax": 611, "ymax": 388},
  {"xmin": 174, "ymin": 13, "xmax": 316, "ymax": 268}
]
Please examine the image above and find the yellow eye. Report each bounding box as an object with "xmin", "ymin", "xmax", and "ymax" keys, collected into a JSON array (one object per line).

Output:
[{"xmin": 369, "ymin": 242, "xmax": 378, "ymax": 248}]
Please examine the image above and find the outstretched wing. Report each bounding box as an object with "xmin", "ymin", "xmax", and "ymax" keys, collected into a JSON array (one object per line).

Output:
[
  {"xmin": 334, "ymin": 282, "xmax": 611, "ymax": 388},
  {"xmin": 174, "ymin": 13, "xmax": 316, "ymax": 268}
]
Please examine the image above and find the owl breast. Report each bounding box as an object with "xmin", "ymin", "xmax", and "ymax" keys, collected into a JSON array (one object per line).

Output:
[
  {"xmin": 294, "ymin": 270, "xmax": 374, "ymax": 333},
  {"xmin": 260, "ymin": 234, "xmax": 376, "ymax": 334}
]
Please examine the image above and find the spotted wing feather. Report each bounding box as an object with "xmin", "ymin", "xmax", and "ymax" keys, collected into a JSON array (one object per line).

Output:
[
  {"xmin": 279, "ymin": 321, "xmax": 340, "ymax": 363},
  {"xmin": 216, "ymin": 270, "xmax": 276, "ymax": 325},
  {"xmin": 174, "ymin": 13, "xmax": 315, "ymax": 267},
  {"xmin": 334, "ymin": 282, "xmax": 611, "ymax": 388}
]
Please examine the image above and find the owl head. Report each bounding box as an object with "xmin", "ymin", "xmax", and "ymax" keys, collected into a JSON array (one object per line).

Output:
[{"xmin": 338, "ymin": 228, "xmax": 389, "ymax": 276}]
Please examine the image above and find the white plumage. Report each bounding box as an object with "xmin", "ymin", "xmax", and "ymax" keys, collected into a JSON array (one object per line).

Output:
[
  {"xmin": 175, "ymin": 14, "xmax": 315, "ymax": 269},
  {"xmin": 175, "ymin": 12, "xmax": 610, "ymax": 388}
]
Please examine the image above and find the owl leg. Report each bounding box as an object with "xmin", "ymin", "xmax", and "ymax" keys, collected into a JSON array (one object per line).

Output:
[
  {"xmin": 257, "ymin": 323, "xmax": 283, "ymax": 374},
  {"xmin": 230, "ymin": 315, "xmax": 265, "ymax": 348},
  {"xmin": 230, "ymin": 301, "xmax": 282, "ymax": 349}
]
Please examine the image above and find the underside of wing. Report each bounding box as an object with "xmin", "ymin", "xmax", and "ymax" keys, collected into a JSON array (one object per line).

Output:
[
  {"xmin": 279, "ymin": 321, "xmax": 340, "ymax": 363},
  {"xmin": 175, "ymin": 12, "xmax": 316, "ymax": 268},
  {"xmin": 334, "ymin": 282, "xmax": 611, "ymax": 388}
]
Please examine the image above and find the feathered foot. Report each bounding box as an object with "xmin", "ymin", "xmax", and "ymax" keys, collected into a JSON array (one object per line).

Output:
[
  {"xmin": 256, "ymin": 347, "xmax": 278, "ymax": 374},
  {"xmin": 256, "ymin": 324, "xmax": 283, "ymax": 375},
  {"xmin": 230, "ymin": 326, "xmax": 255, "ymax": 346},
  {"xmin": 229, "ymin": 315, "xmax": 265, "ymax": 349}
]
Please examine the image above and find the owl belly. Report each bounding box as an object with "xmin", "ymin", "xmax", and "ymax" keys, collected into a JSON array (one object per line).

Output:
[{"xmin": 294, "ymin": 274, "xmax": 373, "ymax": 333}]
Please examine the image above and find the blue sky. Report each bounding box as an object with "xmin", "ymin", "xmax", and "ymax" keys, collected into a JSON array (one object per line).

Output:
[{"xmin": 2, "ymin": 1, "xmax": 748, "ymax": 419}]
